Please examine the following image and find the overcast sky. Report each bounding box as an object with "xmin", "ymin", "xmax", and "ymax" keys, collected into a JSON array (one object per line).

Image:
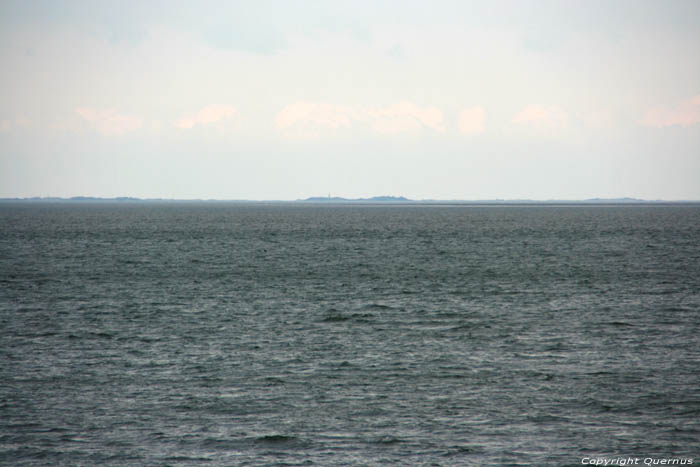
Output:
[{"xmin": 1, "ymin": 0, "xmax": 699, "ymax": 200}]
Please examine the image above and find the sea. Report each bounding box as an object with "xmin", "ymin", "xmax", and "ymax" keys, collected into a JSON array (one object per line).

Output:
[{"xmin": 1, "ymin": 202, "xmax": 699, "ymax": 466}]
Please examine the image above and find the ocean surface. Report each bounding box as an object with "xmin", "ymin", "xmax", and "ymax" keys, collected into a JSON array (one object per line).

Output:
[{"xmin": 1, "ymin": 202, "xmax": 699, "ymax": 466}]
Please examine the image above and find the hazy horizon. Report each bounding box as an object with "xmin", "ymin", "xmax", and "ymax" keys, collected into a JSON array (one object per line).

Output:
[
  {"xmin": 2, "ymin": 0, "xmax": 699, "ymax": 200},
  {"xmin": 3, "ymin": 194, "xmax": 700, "ymax": 203}
]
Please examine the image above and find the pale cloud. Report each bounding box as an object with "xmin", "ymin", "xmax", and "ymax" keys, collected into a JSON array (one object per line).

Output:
[
  {"xmin": 75, "ymin": 108, "xmax": 144, "ymax": 135},
  {"xmin": 641, "ymin": 95, "xmax": 700, "ymax": 128},
  {"xmin": 367, "ymin": 102, "xmax": 445, "ymax": 134},
  {"xmin": 175, "ymin": 105, "xmax": 239, "ymax": 129},
  {"xmin": 275, "ymin": 101, "xmax": 445, "ymax": 138},
  {"xmin": 0, "ymin": 117, "xmax": 32, "ymax": 132},
  {"xmin": 458, "ymin": 106, "xmax": 486, "ymax": 135},
  {"xmin": 275, "ymin": 102, "xmax": 355, "ymax": 130},
  {"xmin": 274, "ymin": 102, "xmax": 356, "ymax": 140},
  {"xmin": 513, "ymin": 105, "xmax": 568, "ymax": 129}
]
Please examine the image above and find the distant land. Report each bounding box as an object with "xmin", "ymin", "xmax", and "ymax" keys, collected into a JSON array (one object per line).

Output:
[
  {"xmin": 303, "ymin": 196, "xmax": 411, "ymax": 203},
  {"xmin": 1, "ymin": 196, "xmax": 699, "ymax": 204},
  {"xmin": 297, "ymin": 196, "xmax": 683, "ymax": 204}
]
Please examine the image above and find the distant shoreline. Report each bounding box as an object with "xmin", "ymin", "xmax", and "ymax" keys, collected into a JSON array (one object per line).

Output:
[{"xmin": 1, "ymin": 196, "xmax": 699, "ymax": 205}]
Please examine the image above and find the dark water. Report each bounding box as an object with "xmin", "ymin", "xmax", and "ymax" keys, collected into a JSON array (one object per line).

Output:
[{"xmin": 1, "ymin": 203, "xmax": 699, "ymax": 466}]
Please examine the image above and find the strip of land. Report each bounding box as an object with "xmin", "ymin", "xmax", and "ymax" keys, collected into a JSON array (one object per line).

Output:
[{"xmin": 1, "ymin": 196, "xmax": 698, "ymax": 205}]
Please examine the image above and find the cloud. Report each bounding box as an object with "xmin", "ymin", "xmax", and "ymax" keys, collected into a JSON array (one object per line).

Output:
[
  {"xmin": 275, "ymin": 102, "xmax": 355, "ymax": 130},
  {"xmin": 458, "ymin": 106, "xmax": 486, "ymax": 135},
  {"xmin": 274, "ymin": 102, "xmax": 356, "ymax": 139},
  {"xmin": 275, "ymin": 101, "xmax": 445, "ymax": 138},
  {"xmin": 0, "ymin": 116, "xmax": 32, "ymax": 132},
  {"xmin": 513, "ymin": 105, "xmax": 568, "ymax": 129},
  {"xmin": 75, "ymin": 107, "xmax": 144, "ymax": 135},
  {"xmin": 641, "ymin": 95, "xmax": 700, "ymax": 128},
  {"xmin": 175, "ymin": 105, "xmax": 239, "ymax": 129},
  {"xmin": 367, "ymin": 102, "xmax": 445, "ymax": 134}
]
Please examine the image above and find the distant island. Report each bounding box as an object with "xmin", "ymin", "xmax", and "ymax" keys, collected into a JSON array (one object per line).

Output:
[
  {"xmin": 298, "ymin": 196, "xmax": 672, "ymax": 204},
  {"xmin": 302, "ymin": 196, "xmax": 411, "ymax": 203}
]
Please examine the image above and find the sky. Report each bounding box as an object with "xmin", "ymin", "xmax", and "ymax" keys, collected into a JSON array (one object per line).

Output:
[{"xmin": 1, "ymin": 0, "xmax": 699, "ymax": 200}]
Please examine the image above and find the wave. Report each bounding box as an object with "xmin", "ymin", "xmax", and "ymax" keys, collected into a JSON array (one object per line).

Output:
[{"xmin": 321, "ymin": 312, "xmax": 375, "ymax": 323}]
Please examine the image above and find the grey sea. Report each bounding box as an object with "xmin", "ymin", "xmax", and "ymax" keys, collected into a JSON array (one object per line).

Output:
[{"xmin": 1, "ymin": 202, "xmax": 699, "ymax": 466}]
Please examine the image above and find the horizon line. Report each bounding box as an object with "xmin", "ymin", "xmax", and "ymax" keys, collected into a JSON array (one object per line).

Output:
[{"xmin": 2, "ymin": 196, "xmax": 700, "ymax": 204}]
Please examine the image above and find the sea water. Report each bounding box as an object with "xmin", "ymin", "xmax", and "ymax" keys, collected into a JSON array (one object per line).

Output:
[{"xmin": 1, "ymin": 203, "xmax": 699, "ymax": 465}]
